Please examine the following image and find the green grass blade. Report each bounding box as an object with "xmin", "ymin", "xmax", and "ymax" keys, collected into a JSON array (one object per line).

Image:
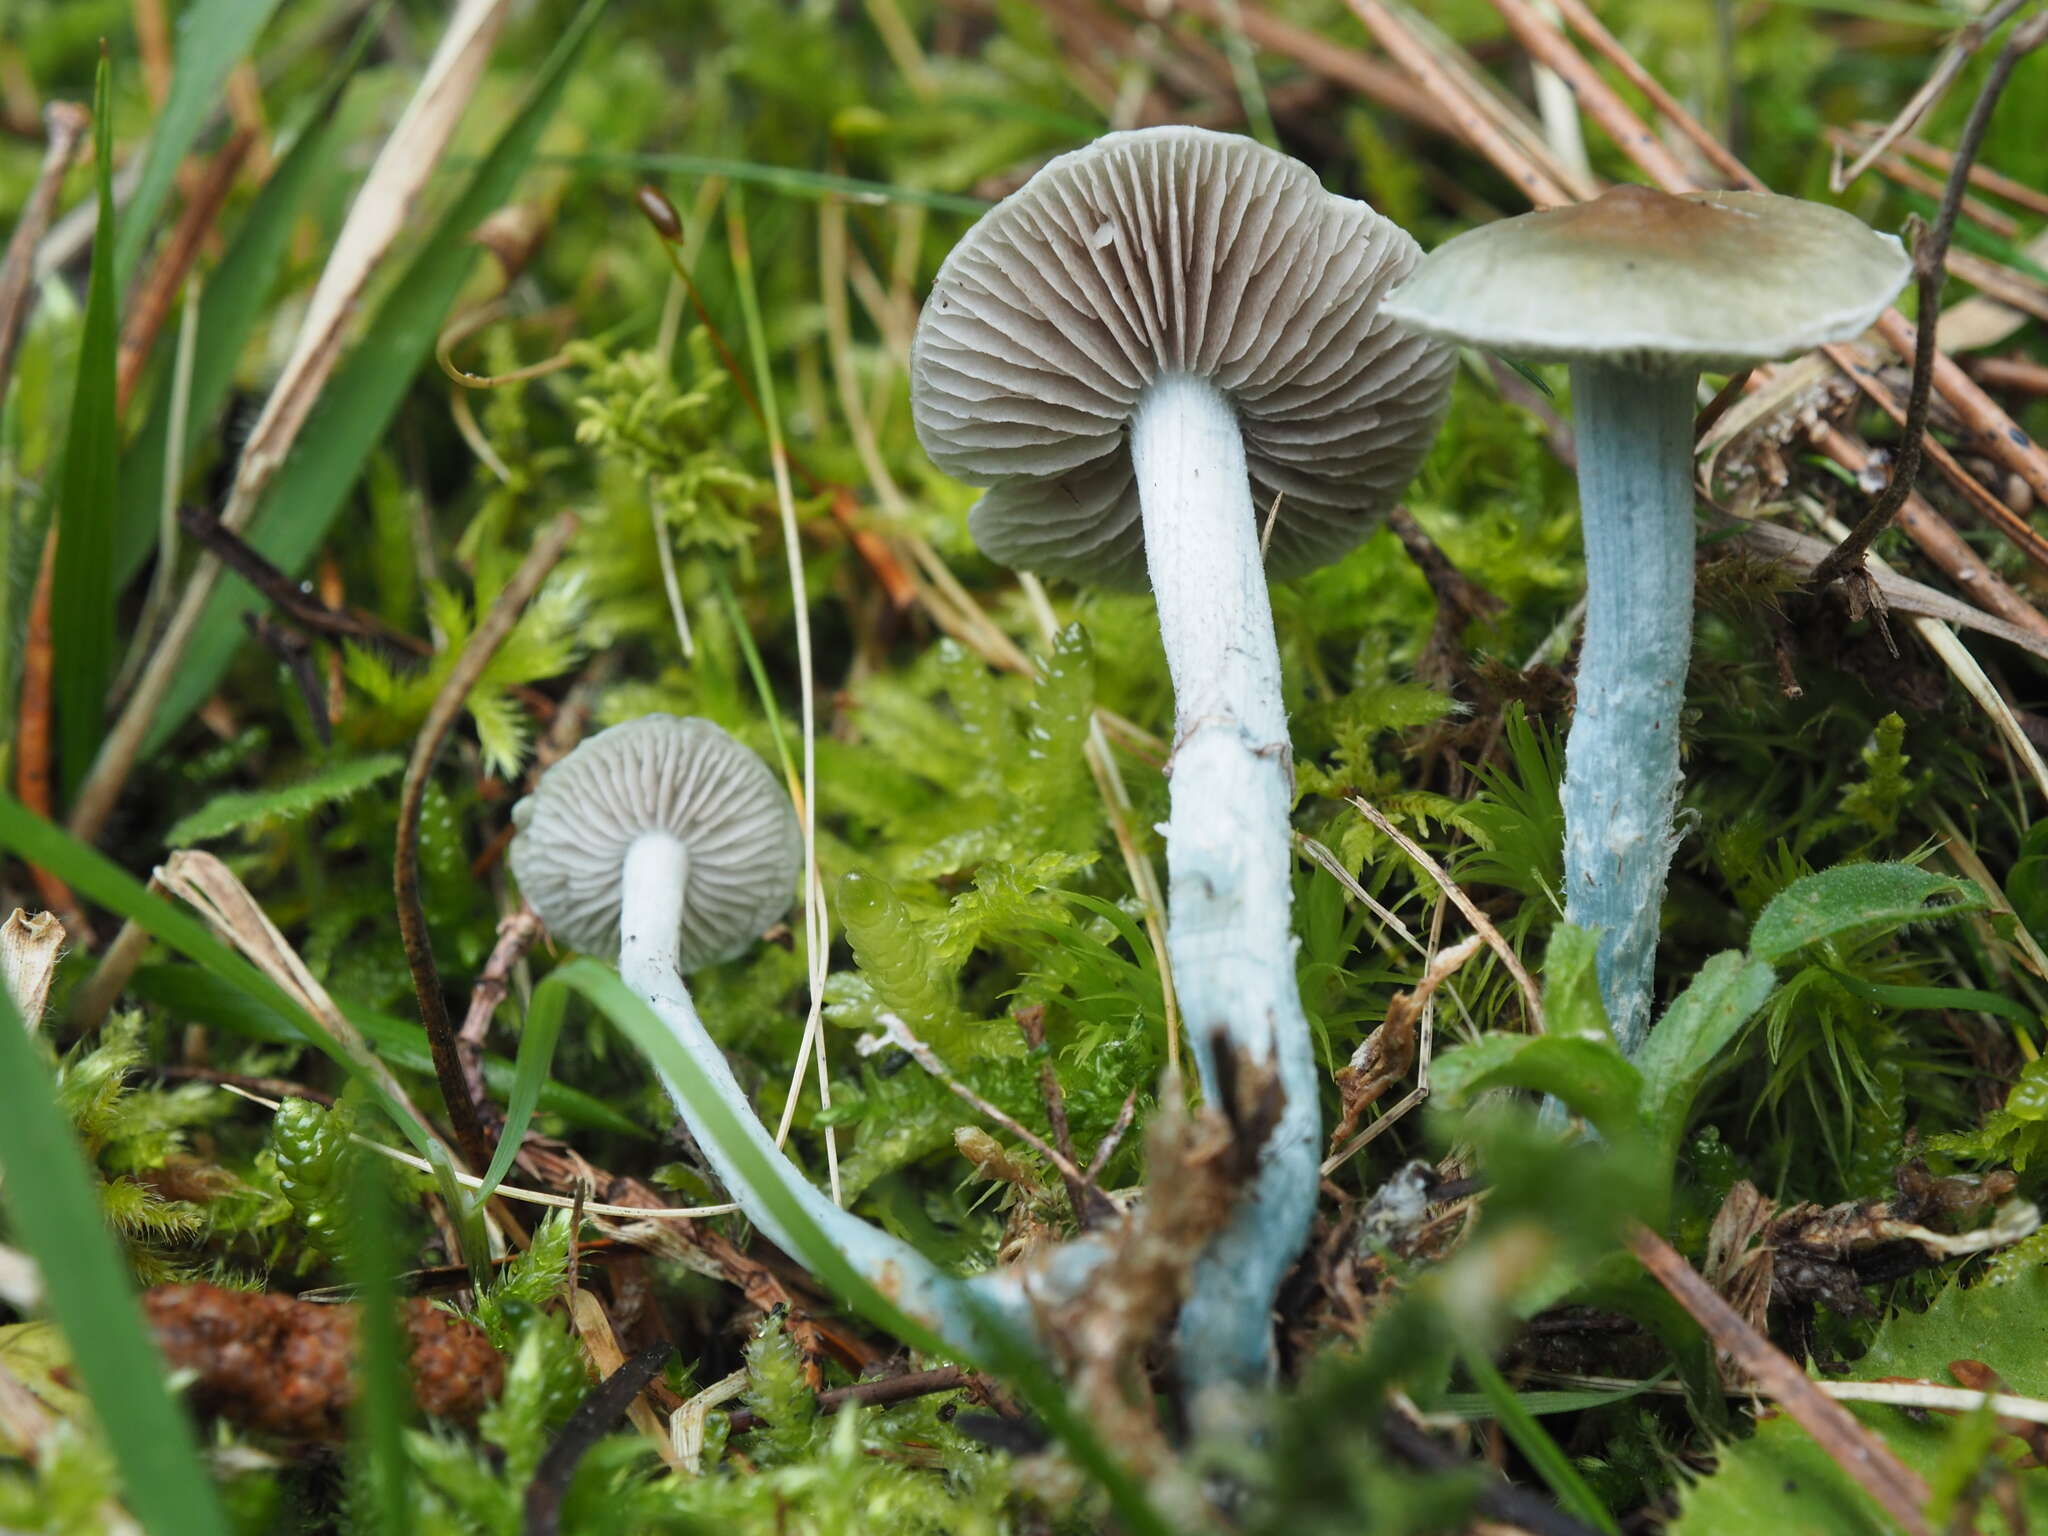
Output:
[
  {"xmin": 343, "ymin": 1150, "xmax": 413, "ymax": 1536},
  {"xmin": 52, "ymin": 56, "xmax": 121, "ymax": 799},
  {"xmin": 111, "ymin": 0, "xmax": 287, "ymax": 286},
  {"xmin": 113, "ymin": 5, "xmax": 382, "ymax": 584},
  {"xmin": 0, "ymin": 792, "xmax": 432, "ymax": 1156},
  {"xmin": 143, "ymin": 0, "xmax": 612, "ymax": 755},
  {"xmin": 489, "ymin": 958, "xmax": 1174, "ymax": 1536},
  {"xmin": 0, "ymin": 989, "xmax": 230, "ymax": 1536},
  {"xmin": 541, "ymin": 151, "xmax": 990, "ymax": 215},
  {"xmin": 1460, "ymin": 1344, "xmax": 1621, "ymax": 1536},
  {"xmin": 126, "ymin": 961, "xmax": 646, "ymax": 1139}
]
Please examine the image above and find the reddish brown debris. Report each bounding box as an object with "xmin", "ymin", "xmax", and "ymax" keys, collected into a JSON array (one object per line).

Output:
[{"xmin": 143, "ymin": 1284, "xmax": 504, "ymax": 1441}]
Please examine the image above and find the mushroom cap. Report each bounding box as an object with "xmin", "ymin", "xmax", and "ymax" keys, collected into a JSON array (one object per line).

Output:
[
  {"xmin": 910, "ymin": 126, "xmax": 1454, "ymax": 588},
  {"xmin": 1381, "ymin": 185, "xmax": 1910, "ymax": 372},
  {"xmin": 509, "ymin": 715, "xmax": 801, "ymax": 970}
]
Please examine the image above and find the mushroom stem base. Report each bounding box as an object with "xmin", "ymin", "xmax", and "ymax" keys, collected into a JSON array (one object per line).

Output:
[
  {"xmin": 1561, "ymin": 363, "xmax": 1698, "ymax": 1057},
  {"xmin": 1131, "ymin": 373, "xmax": 1319, "ymax": 1407},
  {"xmin": 616, "ymin": 833, "xmax": 1103, "ymax": 1360}
]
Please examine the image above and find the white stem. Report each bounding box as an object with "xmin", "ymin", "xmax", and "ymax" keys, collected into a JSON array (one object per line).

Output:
[
  {"xmin": 1131, "ymin": 373, "xmax": 1319, "ymax": 1402},
  {"xmin": 1560, "ymin": 363, "xmax": 1698, "ymax": 1057},
  {"xmin": 616, "ymin": 832, "xmax": 1100, "ymax": 1356}
]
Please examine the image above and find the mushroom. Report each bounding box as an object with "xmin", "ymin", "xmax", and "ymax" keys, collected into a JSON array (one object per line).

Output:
[
  {"xmin": 910, "ymin": 126, "xmax": 1454, "ymax": 1394},
  {"xmin": 510, "ymin": 714, "xmax": 1102, "ymax": 1355},
  {"xmin": 1382, "ymin": 185, "xmax": 1909, "ymax": 1055}
]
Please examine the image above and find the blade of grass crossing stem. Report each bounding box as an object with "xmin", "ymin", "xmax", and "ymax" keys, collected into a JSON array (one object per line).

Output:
[
  {"xmin": 479, "ymin": 958, "xmax": 1174, "ymax": 1536},
  {"xmin": 114, "ymin": 4, "xmax": 389, "ymax": 584},
  {"xmin": 344, "ymin": 1148, "xmax": 413, "ymax": 1536},
  {"xmin": 0, "ymin": 793, "xmax": 436, "ymax": 1158},
  {"xmin": 112, "ymin": 0, "xmax": 287, "ymax": 285},
  {"xmin": 725, "ymin": 186, "xmax": 839, "ymax": 1197},
  {"xmin": 0, "ymin": 988, "xmax": 229, "ymax": 1535},
  {"xmin": 52, "ymin": 56, "xmax": 120, "ymax": 801},
  {"xmin": 143, "ymin": 0, "xmax": 610, "ymax": 754},
  {"xmin": 712, "ymin": 566, "xmax": 795, "ymax": 789},
  {"xmin": 1460, "ymin": 1343, "xmax": 1621, "ymax": 1536}
]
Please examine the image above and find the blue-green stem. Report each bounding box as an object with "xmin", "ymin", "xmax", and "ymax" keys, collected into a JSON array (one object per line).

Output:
[{"xmin": 1560, "ymin": 362, "xmax": 1698, "ymax": 1058}]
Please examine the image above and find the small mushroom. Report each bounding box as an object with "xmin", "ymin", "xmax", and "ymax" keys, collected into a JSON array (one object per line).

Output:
[
  {"xmin": 1383, "ymin": 185, "xmax": 1909, "ymax": 1054},
  {"xmin": 911, "ymin": 126, "xmax": 1453, "ymax": 1395},
  {"xmin": 510, "ymin": 715, "xmax": 1101, "ymax": 1357}
]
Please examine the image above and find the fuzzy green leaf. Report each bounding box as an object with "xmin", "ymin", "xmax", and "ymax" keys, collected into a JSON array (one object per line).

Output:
[
  {"xmin": 1637, "ymin": 951, "xmax": 1777, "ymax": 1150},
  {"xmin": 1750, "ymin": 863, "xmax": 1985, "ymax": 965},
  {"xmin": 165, "ymin": 753, "xmax": 405, "ymax": 845}
]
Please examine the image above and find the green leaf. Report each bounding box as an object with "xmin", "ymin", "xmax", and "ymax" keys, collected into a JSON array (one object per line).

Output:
[
  {"xmin": 111, "ymin": 0, "xmax": 288, "ymax": 286},
  {"xmin": 125, "ymin": 962, "xmax": 645, "ymax": 1139},
  {"xmin": 0, "ymin": 989, "xmax": 230, "ymax": 1536},
  {"xmin": 144, "ymin": 0, "xmax": 611, "ymax": 754},
  {"xmin": 1750, "ymin": 863, "xmax": 1985, "ymax": 965},
  {"xmin": 52, "ymin": 56, "xmax": 120, "ymax": 799},
  {"xmin": 1431, "ymin": 1033, "xmax": 1644, "ymax": 1145},
  {"xmin": 1542, "ymin": 924, "xmax": 1614, "ymax": 1044},
  {"xmin": 1637, "ymin": 951, "xmax": 1777, "ymax": 1148},
  {"xmin": 165, "ymin": 753, "xmax": 405, "ymax": 845},
  {"xmin": 114, "ymin": 6, "xmax": 377, "ymax": 584}
]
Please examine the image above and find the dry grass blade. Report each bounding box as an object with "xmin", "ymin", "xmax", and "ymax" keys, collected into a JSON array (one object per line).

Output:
[
  {"xmin": 1626, "ymin": 1223, "xmax": 1932, "ymax": 1536},
  {"xmin": 1830, "ymin": 0, "xmax": 2036, "ymax": 192},
  {"xmin": 69, "ymin": 0, "xmax": 517, "ymax": 847},
  {"xmin": 0, "ymin": 102, "xmax": 89, "ymax": 398},
  {"xmin": 1347, "ymin": 794, "xmax": 1544, "ymax": 1032},
  {"xmin": 0, "ymin": 909, "xmax": 64, "ymax": 1031},
  {"xmin": 1343, "ymin": 0, "xmax": 1574, "ymax": 207},
  {"xmin": 1321, "ymin": 932, "xmax": 1479, "ymax": 1176},
  {"xmin": 394, "ymin": 510, "xmax": 578, "ymax": 1183},
  {"xmin": 1879, "ymin": 127, "xmax": 2048, "ymax": 220}
]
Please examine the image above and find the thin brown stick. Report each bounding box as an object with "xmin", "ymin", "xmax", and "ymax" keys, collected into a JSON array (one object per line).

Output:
[
  {"xmin": 1084, "ymin": 1087, "xmax": 1141, "ymax": 1182},
  {"xmin": 1881, "ymin": 127, "xmax": 2048, "ymax": 220},
  {"xmin": 0, "ymin": 102, "xmax": 90, "ymax": 396},
  {"xmin": 115, "ymin": 128, "xmax": 254, "ymax": 414},
  {"xmin": 1812, "ymin": 12, "xmax": 2048, "ymax": 589},
  {"xmin": 1144, "ymin": 0, "xmax": 1455, "ymax": 132},
  {"xmin": 456, "ymin": 904, "xmax": 542, "ymax": 1114},
  {"xmin": 1626, "ymin": 1223, "xmax": 1931, "ymax": 1536},
  {"xmin": 395, "ymin": 511, "xmax": 578, "ymax": 1178},
  {"xmin": 1343, "ymin": 0, "xmax": 1574, "ymax": 207},
  {"xmin": 1808, "ymin": 421, "xmax": 2048, "ymax": 642},
  {"xmin": 723, "ymin": 1365, "xmax": 971, "ymax": 1434},
  {"xmin": 1830, "ymin": 0, "xmax": 2034, "ymax": 192},
  {"xmin": 1825, "ymin": 126, "xmax": 2019, "ymax": 239},
  {"xmin": 1968, "ymin": 355, "xmax": 2048, "ymax": 396},
  {"xmin": 1545, "ymin": 0, "xmax": 1755, "ymax": 186},
  {"xmin": 1486, "ymin": 0, "xmax": 1696, "ymax": 191}
]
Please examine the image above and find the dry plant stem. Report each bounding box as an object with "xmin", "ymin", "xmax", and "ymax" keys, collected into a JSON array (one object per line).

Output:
[
  {"xmin": 1830, "ymin": 0, "xmax": 2036, "ymax": 192},
  {"xmin": 1525, "ymin": 1368, "xmax": 2048, "ymax": 1427},
  {"xmin": 1971, "ymin": 355, "xmax": 2048, "ymax": 395},
  {"xmin": 723, "ymin": 1366, "xmax": 969, "ymax": 1434},
  {"xmin": 394, "ymin": 511, "xmax": 577, "ymax": 1182},
  {"xmin": 1543, "ymin": 0, "xmax": 1751, "ymax": 185},
  {"xmin": 1626, "ymin": 1223, "xmax": 1932, "ymax": 1536},
  {"xmin": 456, "ymin": 904, "xmax": 542, "ymax": 1111},
  {"xmin": 114, "ymin": 128, "xmax": 253, "ymax": 413},
  {"xmin": 69, "ymin": 0, "xmax": 514, "ymax": 848},
  {"xmin": 0, "ymin": 102, "xmax": 89, "ymax": 396},
  {"xmin": 1344, "ymin": 0, "xmax": 1574, "ymax": 206},
  {"xmin": 1811, "ymin": 14, "xmax": 2048, "ymax": 589},
  {"xmin": 1882, "ymin": 129, "xmax": 2048, "ymax": 220},
  {"xmin": 1347, "ymin": 795, "xmax": 1544, "ymax": 1030}
]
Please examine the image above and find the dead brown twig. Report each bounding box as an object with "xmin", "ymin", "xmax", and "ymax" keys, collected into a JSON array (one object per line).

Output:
[
  {"xmin": 0, "ymin": 102, "xmax": 90, "ymax": 397},
  {"xmin": 1627, "ymin": 1223, "xmax": 1932, "ymax": 1536},
  {"xmin": 1811, "ymin": 11, "xmax": 2048, "ymax": 589},
  {"xmin": 456, "ymin": 904, "xmax": 543, "ymax": 1118},
  {"xmin": 394, "ymin": 511, "xmax": 578, "ymax": 1182}
]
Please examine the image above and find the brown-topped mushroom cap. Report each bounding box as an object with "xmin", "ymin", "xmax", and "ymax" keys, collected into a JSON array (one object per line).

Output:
[
  {"xmin": 1382, "ymin": 185, "xmax": 1910, "ymax": 372},
  {"xmin": 911, "ymin": 127, "xmax": 1454, "ymax": 587}
]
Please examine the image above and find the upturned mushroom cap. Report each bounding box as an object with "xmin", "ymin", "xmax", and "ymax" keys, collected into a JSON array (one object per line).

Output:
[
  {"xmin": 509, "ymin": 715, "xmax": 801, "ymax": 970},
  {"xmin": 1381, "ymin": 184, "xmax": 1910, "ymax": 372},
  {"xmin": 910, "ymin": 126, "xmax": 1454, "ymax": 588}
]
